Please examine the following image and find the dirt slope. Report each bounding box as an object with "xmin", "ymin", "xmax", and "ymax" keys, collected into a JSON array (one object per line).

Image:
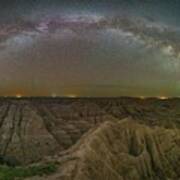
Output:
[{"xmin": 29, "ymin": 117, "xmax": 180, "ymax": 180}]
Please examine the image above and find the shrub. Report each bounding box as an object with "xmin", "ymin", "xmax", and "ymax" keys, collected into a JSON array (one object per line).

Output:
[{"xmin": 0, "ymin": 163, "xmax": 57, "ymax": 180}]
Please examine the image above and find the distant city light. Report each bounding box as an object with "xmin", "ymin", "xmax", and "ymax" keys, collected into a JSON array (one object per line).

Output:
[
  {"xmin": 157, "ymin": 96, "xmax": 168, "ymax": 100},
  {"xmin": 139, "ymin": 96, "xmax": 146, "ymax": 99},
  {"xmin": 16, "ymin": 94, "xmax": 22, "ymax": 98},
  {"xmin": 66, "ymin": 94, "xmax": 78, "ymax": 98},
  {"xmin": 51, "ymin": 93, "xmax": 57, "ymax": 98}
]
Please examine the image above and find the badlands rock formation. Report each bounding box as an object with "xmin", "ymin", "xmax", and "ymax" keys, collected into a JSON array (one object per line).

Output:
[
  {"xmin": 37, "ymin": 118, "xmax": 180, "ymax": 180},
  {"xmin": 0, "ymin": 97, "xmax": 179, "ymax": 179}
]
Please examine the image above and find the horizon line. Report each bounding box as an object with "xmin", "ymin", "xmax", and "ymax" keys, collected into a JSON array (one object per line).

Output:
[{"xmin": 0, "ymin": 96, "xmax": 179, "ymax": 99}]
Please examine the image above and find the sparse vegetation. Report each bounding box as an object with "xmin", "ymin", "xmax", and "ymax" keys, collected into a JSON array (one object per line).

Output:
[{"xmin": 0, "ymin": 163, "xmax": 57, "ymax": 180}]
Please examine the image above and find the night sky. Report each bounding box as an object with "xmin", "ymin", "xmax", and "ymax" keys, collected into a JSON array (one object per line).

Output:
[{"xmin": 0, "ymin": 0, "xmax": 180, "ymax": 97}]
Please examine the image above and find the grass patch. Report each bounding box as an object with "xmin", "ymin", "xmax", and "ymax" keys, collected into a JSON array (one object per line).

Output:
[{"xmin": 0, "ymin": 163, "xmax": 57, "ymax": 180}]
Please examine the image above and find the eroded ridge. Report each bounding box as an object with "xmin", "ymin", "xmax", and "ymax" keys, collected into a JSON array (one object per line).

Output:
[
  {"xmin": 40, "ymin": 118, "xmax": 180, "ymax": 180},
  {"xmin": 0, "ymin": 97, "xmax": 179, "ymax": 166}
]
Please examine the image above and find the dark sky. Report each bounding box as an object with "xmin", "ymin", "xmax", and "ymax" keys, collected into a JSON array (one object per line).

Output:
[{"xmin": 0, "ymin": 0, "xmax": 180, "ymax": 97}]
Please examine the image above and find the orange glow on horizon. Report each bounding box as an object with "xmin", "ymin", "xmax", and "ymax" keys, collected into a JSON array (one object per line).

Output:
[
  {"xmin": 139, "ymin": 96, "xmax": 146, "ymax": 99},
  {"xmin": 16, "ymin": 94, "xmax": 22, "ymax": 98},
  {"xmin": 66, "ymin": 94, "xmax": 78, "ymax": 98},
  {"xmin": 157, "ymin": 96, "xmax": 169, "ymax": 100}
]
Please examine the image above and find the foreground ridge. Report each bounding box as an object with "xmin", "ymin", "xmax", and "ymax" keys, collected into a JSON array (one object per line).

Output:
[{"xmin": 36, "ymin": 117, "xmax": 180, "ymax": 180}]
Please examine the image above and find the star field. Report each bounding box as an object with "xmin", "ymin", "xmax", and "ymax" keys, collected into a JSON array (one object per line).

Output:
[{"xmin": 0, "ymin": 0, "xmax": 180, "ymax": 97}]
